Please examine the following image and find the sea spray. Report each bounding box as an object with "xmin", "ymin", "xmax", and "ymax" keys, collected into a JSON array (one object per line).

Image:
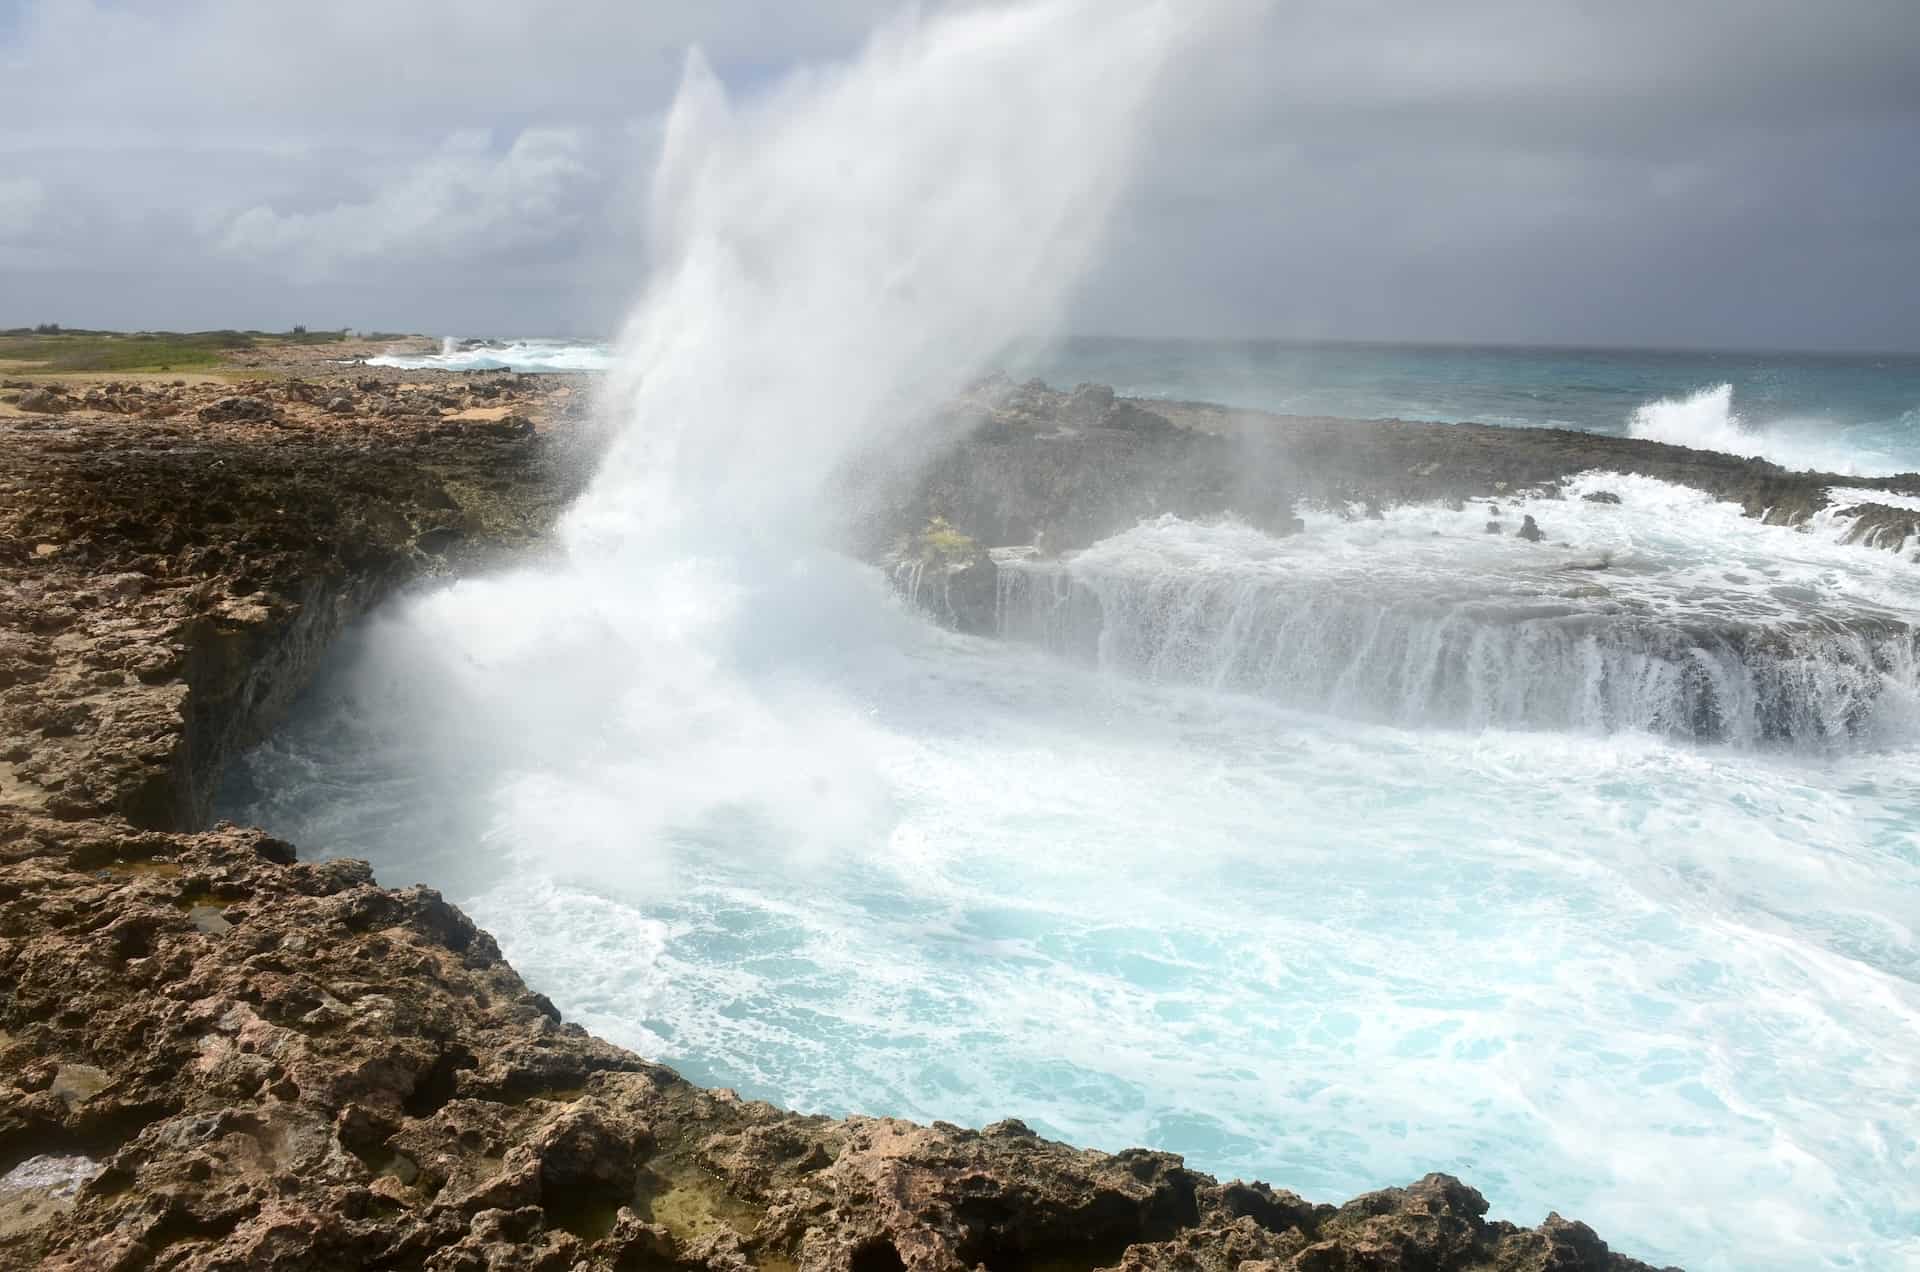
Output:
[
  {"xmin": 262, "ymin": 0, "xmax": 1234, "ymax": 906},
  {"xmin": 218, "ymin": 5, "xmax": 1920, "ymax": 1268},
  {"xmin": 1627, "ymin": 382, "xmax": 1892, "ymax": 474},
  {"xmin": 993, "ymin": 476, "xmax": 1920, "ymax": 745},
  {"xmin": 571, "ymin": 0, "xmax": 1224, "ymax": 550}
]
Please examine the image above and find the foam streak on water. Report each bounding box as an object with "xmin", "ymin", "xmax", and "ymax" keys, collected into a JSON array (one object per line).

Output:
[{"xmin": 995, "ymin": 474, "xmax": 1920, "ymax": 745}]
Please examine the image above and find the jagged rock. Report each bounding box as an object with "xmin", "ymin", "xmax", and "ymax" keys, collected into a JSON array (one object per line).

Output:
[
  {"xmin": 197, "ymin": 395, "xmax": 279, "ymax": 425},
  {"xmin": 1582, "ymin": 490, "xmax": 1622, "ymax": 504},
  {"xmin": 1518, "ymin": 515, "xmax": 1543, "ymax": 542},
  {"xmin": 1834, "ymin": 502, "xmax": 1920, "ymax": 551},
  {"xmin": 17, "ymin": 389, "xmax": 70, "ymax": 415}
]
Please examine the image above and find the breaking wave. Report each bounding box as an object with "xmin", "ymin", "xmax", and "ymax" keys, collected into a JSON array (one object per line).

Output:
[
  {"xmin": 1627, "ymin": 382, "xmax": 1902, "ymax": 476},
  {"xmin": 367, "ymin": 338, "xmax": 615, "ymax": 373}
]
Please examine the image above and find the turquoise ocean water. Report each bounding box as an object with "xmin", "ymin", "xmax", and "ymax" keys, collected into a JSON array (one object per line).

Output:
[{"xmin": 284, "ymin": 338, "xmax": 1920, "ymax": 1269}]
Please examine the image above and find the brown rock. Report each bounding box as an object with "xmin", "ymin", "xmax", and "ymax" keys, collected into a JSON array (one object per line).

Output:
[{"xmin": 17, "ymin": 389, "xmax": 70, "ymax": 415}]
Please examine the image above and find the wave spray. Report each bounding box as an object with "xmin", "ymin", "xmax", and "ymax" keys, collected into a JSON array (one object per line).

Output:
[{"xmin": 223, "ymin": 6, "xmax": 1920, "ymax": 1267}]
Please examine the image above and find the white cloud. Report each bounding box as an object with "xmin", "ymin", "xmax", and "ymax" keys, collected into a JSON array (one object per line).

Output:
[
  {"xmin": 217, "ymin": 129, "xmax": 598, "ymax": 280},
  {"xmin": 0, "ymin": 1, "xmax": 1915, "ymax": 346}
]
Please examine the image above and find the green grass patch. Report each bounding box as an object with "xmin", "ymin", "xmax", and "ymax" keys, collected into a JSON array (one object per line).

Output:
[
  {"xmin": 0, "ymin": 330, "xmax": 245, "ymax": 373},
  {"xmin": 0, "ymin": 327, "xmax": 343, "ymax": 373}
]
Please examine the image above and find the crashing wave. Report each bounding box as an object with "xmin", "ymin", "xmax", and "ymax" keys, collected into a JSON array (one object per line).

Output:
[
  {"xmin": 989, "ymin": 482, "xmax": 1920, "ymax": 746},
  {"xmin": 1627, "ymin": 383, "xmax": 1897, "ymax": 476},
  {"xmin": 367, "ymin": 339, "xmax": 614, "ymax": 373}
]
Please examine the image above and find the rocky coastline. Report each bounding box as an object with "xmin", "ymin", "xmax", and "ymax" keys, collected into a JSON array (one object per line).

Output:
[
  {"xmin": 876, "ymin": 376, "xmax": 1920, "ymax": 646},
  {"xmin": 0, "ymin": 348, "xmax": 1819, "ymax": 1269}
]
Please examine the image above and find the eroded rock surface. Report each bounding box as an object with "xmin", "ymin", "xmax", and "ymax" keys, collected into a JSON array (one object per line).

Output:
[
  {"xmin": 0, "ymin": 816, "xmax": 1674, "ymax": 1271},
  {"xmin": 0, "ymin": 372, "xmax": 590, "ymax": 830},
  {"xmin": 1, "ymin": 368, "xmax": 1678, "ymax": 1269}
]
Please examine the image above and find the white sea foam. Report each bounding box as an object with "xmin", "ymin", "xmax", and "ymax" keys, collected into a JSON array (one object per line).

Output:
[
  {"xmin": 366, "ymin": 338, "xmax": 614, "ymax": 373},
  {"xmin": 233, "ymin": 607, "xmax": 1920, "ymax": 1272},
  {"xmin": 994, "ymin": 473, "xmax": 1920, "ymax": 744},
  {"xmin": 1628, "ymin": 383, "xmax": 1901, "ymax": 476},
  {"xmin": 230, "ymin": 475, "xmax": 1920, "ymax": 1271},
  {"xmin": 1829, "ymin": 486, "xmax": 1920, "ymax": 514}
]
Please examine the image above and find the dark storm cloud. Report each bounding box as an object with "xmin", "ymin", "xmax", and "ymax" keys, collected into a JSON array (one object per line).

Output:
[{"xmin": 2, "ymin": 0, "xmax": 1916, "ymax": 349}]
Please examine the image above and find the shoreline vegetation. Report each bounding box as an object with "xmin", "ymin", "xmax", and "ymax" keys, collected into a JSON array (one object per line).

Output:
[
  {"xmin": 0, "ymin": 327, "xmax": 427, "ymax": 378},
  {"xmin": 13, "ymin": 331, "xmax": 1897, "ymax": 1268}
]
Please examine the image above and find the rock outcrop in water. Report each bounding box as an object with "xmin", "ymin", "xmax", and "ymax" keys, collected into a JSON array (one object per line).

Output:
[
  {"xmin": 3, "ymin": 357, "xmax": 1692, "ymax": 1268},
  {"xmin": 880, "ymin": 382, "xmax": 1920, "ymax": 745},
  {"xmin": 875, "ymin": 377, "xmax": 1305, "ymax": 559},
  {"xmin": 880, "ymin": 381, "xmax": 1920, "ymax": 552},
  {"xmin": 865, "ymin": 378, "xmax": 1305, "ymax": 635}
]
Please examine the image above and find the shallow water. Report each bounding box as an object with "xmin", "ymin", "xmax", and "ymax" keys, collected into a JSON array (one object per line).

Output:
[{"xmin": 225, "ymin": 481, "xmax": 1920, "ymax": 1272}]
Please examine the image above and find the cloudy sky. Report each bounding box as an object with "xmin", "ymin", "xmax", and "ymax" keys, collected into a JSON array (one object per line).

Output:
[{"xmin": 2, "ymin": 0, "xmax": 1916, "ymax": 350}]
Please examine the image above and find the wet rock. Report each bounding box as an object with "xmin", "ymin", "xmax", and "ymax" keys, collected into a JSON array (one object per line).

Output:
[
  {"xmin": 888, "ymin": 517, "xmax": 996, "ymax": 633},
  {"xmin": 189, "ymin": 904, "xmax": 234, "ymax": 935},
  {"xmin": 875, "ymin": 381, "xmax": 1298, "ymax": 565},
  {"xmin": 0, "ymin": 1155, "xmax": 101, "ymax": 1244},
  {"xmin": 49, "ymin": 1064, "xmax": 111, "ymax": 1109},
  {"xmin": 1517, "ymin": 515, "xmax": 1543, "ymax": 542},
  {"xmin": 416, "ymin": 526, "xmax": 466, "ymax": 555},
  {"xmin": 1834, "ymin": 502, "xmax": 1920, "ymax": 551},
  {"xmin": 1064, "ymin": 382, "xmax": 1116, "ymax": 424},
  {"xmin": 1582, "ymin": 490, "xmax": 1622, "ymax": 504},
  {"xmin": 1485, "ymin": 520, "xmax": 1503, "ymax": 534}
]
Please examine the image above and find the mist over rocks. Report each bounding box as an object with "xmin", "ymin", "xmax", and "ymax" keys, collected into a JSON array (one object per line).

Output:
[
  {"xmin": 0, "ymin": 362, "xmax": 592, "ymax": 831},
  {"xmin": 872, "ymin": 377, "xmax": 1920, "ymax": 579},
  {"xmin": 866, "ymin": 377, "xmax": 1303, "ymax": 604}
]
